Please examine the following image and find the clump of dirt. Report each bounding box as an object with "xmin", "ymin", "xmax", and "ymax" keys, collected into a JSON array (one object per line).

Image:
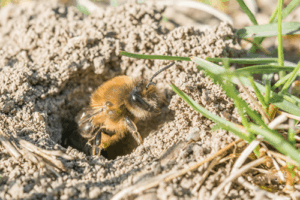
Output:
[{"xmin": 0, "ymin": 0, "xmax": 253, "ymax": 199}]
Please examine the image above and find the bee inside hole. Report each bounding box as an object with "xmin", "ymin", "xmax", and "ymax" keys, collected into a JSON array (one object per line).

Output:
[{"xmin": 61, "ymin": 62, "xmax": 175, "ymax": 159}]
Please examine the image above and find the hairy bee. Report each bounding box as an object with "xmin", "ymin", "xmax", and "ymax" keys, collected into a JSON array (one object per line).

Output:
[
  {"xmin": 64, "ymin": 62, "xmax": 175, "ymax": 156},
  {"xmin": 74, "ymin": 75, "xmax": 167, "ymax": 156}
]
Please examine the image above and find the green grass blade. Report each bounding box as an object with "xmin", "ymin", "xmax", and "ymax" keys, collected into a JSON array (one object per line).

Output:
[
  {"xmin": 226, "ymin": 85, "xmax": 267, "ymax": 128},
  {"xmin": 242, "ymin": 38, "xmax": 271, "ymax": 55},
  {"xmin": 274, "ymin": 0, "xmax": 300, "ymax": 23},
  {"xmin": 272, "ymin": 72, "xmax": 293, "ymax": 90},
  {"xmin": 170, "ymin": 84, "xmax": 251, "ymax": 142},
  {"xmin": 221, "ymin": 58, "xmax": 230, "ymax": 69},
  {"xmin": 191, "ymin": 56, "xmax": 300, "ymax": 116},
  {"xmin": 234, "ymin": 0, "xmax": 261, "ymax": 54},
  {"xmin": 236, "ymin": 22, "xmax": 300, "ymax": 38},
  {"xmin": 222, "ymin": 80, "xmax": 257, "ymax": 138},
  {"xmin": 76, "ymin": 2, "xmax": 90, "ymax": 15},
  {"xmin": 249, "ymin": 77, "xmax": 268, "ymax": 111},
  {"xmin": 283, "ymin": 94, "xmax": 300, "ymax": 105},
  {"xmin": 288, "ymin": 120, "xmax": 296, "ymax": 147},
  {"xmin": 213, "ymin": 71, "xmax": 266, "ymax": 128},
  {"xmin": 235, "ymin": 98, "xmax": 250, "ymax": 129},
  {"xmin": 119, "ymin": 51, "xmax": 191, "ymax": 61},
  {"xmin": 239, "ymin": 54, "xmax": 298, "ymax": 66},
  {"xmin": 249, "ymin": 124, "xmax": 300, "ymax": 166},
  {"xmin": 263, "ymin": 74, "xmax": 273, "ymax": 106},
  {"xmin": 269, "ymin": 1, "xmax": 279, "ymax": 23},
  {"xmin": 281, "ymin": 61, "xmax": 300, "ymax": 94},
  {"xmin": 236, "ymin": 0, "xmax": 258, "ymax": 25},
  {"xmin": 235, "ymin": 64, "xmax": 296, "ymax": 75},
  {"xmin": 250, "ymin": 0, "xmax": 278, "ymax": 53},
  {"xmin": 277, "ymin": 0, "xmax": 285, "ymax": 79},
  {"xmin": 250, "ymin": 0, "xmax": 300, "ymax": 52},
  {"xmin": 197, "ymin": 64, "xmax": 268, "ymax": 128},
  {"xmin": 290, "ymin": 95, "xmax": 300, "ymax": 104},
  {"xmin": 206, "ymin": 57, "xmax": 278, "ymax": 64}
]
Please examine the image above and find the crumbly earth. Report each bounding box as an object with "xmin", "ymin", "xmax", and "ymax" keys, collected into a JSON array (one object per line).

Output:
[{"xmin": 0, "ymin": 1, "xmax": 277, "ymax": 200}]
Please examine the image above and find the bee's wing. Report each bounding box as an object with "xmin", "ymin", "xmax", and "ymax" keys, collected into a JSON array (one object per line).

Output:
[
  {"xmin": 76, "ymin": 105, "xmax": 106, "ymax": 125},
  {"xmin": 76, "ymin": 107, "xmax": 104, "ymax": 139}
]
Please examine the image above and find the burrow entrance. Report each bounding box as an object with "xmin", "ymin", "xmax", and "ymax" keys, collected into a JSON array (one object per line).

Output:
[
  {"xmin": 60, "ymin": 107, "xmax": 174, "ymax": 160},
  {"xmin": 61, "ymin": 117, "xmax": 139, "ymax": 160},
  {"xmin": 58, "ymin": 70, "xmax": 174, "ymax": 160}
]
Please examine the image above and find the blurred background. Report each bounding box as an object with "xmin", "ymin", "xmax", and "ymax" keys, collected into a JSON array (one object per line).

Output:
[{"xmin": 1, "ymin": 0, "xmax": 299, "ymax": 63}]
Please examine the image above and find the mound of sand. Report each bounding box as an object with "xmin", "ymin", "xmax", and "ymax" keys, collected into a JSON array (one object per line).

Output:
[{"xmin": 0, "ymin": 1, "xmax": 250, "ymax": 199}]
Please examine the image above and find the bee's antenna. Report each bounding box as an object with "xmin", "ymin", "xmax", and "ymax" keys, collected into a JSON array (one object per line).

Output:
[{"xmin": 146, "ymin": 62, "xmax": 175, "ymax": 89}]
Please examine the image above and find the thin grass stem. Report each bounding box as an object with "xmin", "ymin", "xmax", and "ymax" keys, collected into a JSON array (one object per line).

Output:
[
  {"xmin": 277, "ymin": 0, "xmax": 285, "ymax": 79},
  {"xmin": 236, "ymin": 0, "xmax": 258, "ymax": 25},
  {"xmin": 119, "ymin": 51, "xmax": 191, "ymax": 61},
  {"xmin": 280, "ymin": 61, "xmax": 300, "ymax": 94},
  {"xmin": 206, "ymin": 57, "xmax": 278, "ymax": 64},
  {"xmin": 249, "ymin": 77, "xmax": 268, "ymax": 111},
  {"xmin": 263, "ymin": 74, "xmax": 273, "ymax": 107}
]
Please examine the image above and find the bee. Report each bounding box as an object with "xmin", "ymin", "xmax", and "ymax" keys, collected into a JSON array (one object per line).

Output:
[{"xmin": 74, "ymin": 62, "xmax": 175, "ymax": 156}]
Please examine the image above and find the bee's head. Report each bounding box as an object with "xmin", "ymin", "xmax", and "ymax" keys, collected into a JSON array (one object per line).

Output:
[
  {"xmin": 127, "ymin": 79, "xmax": 162, "ymax": 119},
  {"xmin": 126, "ymin": 62, "xmax": 174, "ymax": 119}
]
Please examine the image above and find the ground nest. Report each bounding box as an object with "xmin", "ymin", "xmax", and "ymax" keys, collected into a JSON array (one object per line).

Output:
[{"xmin": 0, "ymin": 1, "xmax": 268, "ymax": 199}]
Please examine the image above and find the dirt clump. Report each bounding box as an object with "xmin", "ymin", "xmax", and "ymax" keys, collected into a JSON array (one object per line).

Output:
[{"xmin": 0, "ymin": 1, "xmax": 251, "ymax": 199}]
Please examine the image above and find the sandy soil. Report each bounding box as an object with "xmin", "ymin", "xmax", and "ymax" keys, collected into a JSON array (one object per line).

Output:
[{"xmin": 0, "ymin": 0, "xmax": 281, "ymax": 199}]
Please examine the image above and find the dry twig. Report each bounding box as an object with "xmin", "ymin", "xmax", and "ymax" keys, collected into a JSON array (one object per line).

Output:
[
  {"xmin": 268, "ymin": 114, "xmax": 288, "ymax": 129},
  {"xmin": 0, "ymin": 130, "xmax": 22, "ymax": 159},
  {"xmin": 209, "ymin": 156, "xmax": 269, "ymax": 200},
  {"xmin": 0, "ymin": 128, "xmax": 74, "ymax": 174},
  {"xmin": 164, "ymin": 139, "xmax": 242, "ymax": 182},
  {"xmin": 277, "ymin": 111, "xmax": 300, "ymax": 121},
  {"xmin": 224, "ymin": 137, "xmax": 263, "ymax": 194},
  {"xmin": 225, "ymin": 114, "xmax": 288, "ymax": 193},
  {"xmin": 261, "ymin": 143, "xmax": 285, "ymax": 182},
  {"xmin": 112, "ymin": 139, "xmax": 242, "ymax": 200},
  {"xmin": 237, "ymin": 176, "xmax": 290, "ymax": 200},
  {"xmin": 267, "ymin": 150, "xmax": 298, "ymax": 166},
  {"xmin": 192, "ymin": 157, "xmax": 222, "ymax": 194}
]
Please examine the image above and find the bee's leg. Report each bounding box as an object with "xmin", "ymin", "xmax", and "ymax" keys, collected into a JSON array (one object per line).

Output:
[
  {"xmin": 99, "ymin": 132, "xmax": 114, "ymax": 149},
  {"xmin": 90, "ymin": 131, "xmax": 115, "ymax": 156},
  {"xmin": 91, "ymin": 131, "xmax": 102, "ymax": 156},
  {"xmin": 81, "ymin": 126, "xmax": 102, "ymax": 156},
  {"xmin": 124, "ymin": 116, "xmax": 143, "ymax": 145}
]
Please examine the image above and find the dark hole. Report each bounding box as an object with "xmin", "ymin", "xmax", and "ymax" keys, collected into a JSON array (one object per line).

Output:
[
  {"xmin": 61, "ymin": 119, "xmax": 89, "ymax": 155},
  {"xmin": 60, "ymin": 117, "xmax": 141, "ymax": 160},
  {"xmin": 61, "ymin": 118, "xmax": 111, "ymax": 159},
  {"xmin": 60, "ymin": 108, "xmax": 174, "ymax": 160}
]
